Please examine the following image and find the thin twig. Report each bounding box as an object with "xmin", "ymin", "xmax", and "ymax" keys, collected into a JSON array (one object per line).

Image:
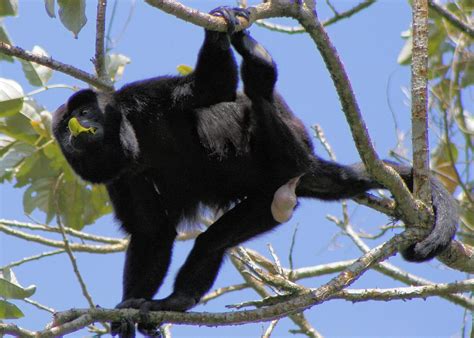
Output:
[
  {"xmin": 23, "ymin": 298, "xmax": 55, "ymax": 314},
  {"xmin": 199, "ymin": 283, "xmax": 247, "ymax": 304},
  {"xmin": 53, "ymin": 175, "xmax": 95, "ymax": 309},
  {"xmin": 262, "ymin": 320, "xmax": 279, "ymax": 338},
  {"xmin": 323, "ymin": 0, "xmax": 376, "ymax": 27},
  {"xmin": 0, "ymin": 223, "xmax": 126, "ymax": 253},
  {"xmin": 288, "ymin": 224, "xmax": 299, "ymax": 271},
  {"xmin": 26, "ymin": 84, "xmax": 79, "ymax": 96},
  {"xmin": 327, "ymin": 214, "xmax": 474, "ymax": 309},
  {"xmin": 0, "ymin": 219, "xmax": 123, "ymax": 244},
  {"xmin": 0, "ymin": 42, "xmax": 113, "ymax": 91},
  {"xmin": 428, "ymin": 0, "xmax": 474, "ymax": 37},
  {"xmin": 95, "ymin": 0, "xmax": 108, "ymax": 79},
  {"xmin": 0, "ymin": 323, "xmax": 35, "ymax": 337},
  {"xmin": 443, "ymin": 36, "xmax": 474, "ymax": 205},
  {"xmin": 0, "ymin": 249, "xmax": 65, "ymax": 270},
  {"xmin": 332, "ymin": 280, "xmax": 474, "ymax": 304},
  {"xmin": 231, "ymin": 248, "xmax": 322, "ymax": 338},
  {"xmin": 256, "ymin": 0, "xmax": 377, "ymax": 34}
]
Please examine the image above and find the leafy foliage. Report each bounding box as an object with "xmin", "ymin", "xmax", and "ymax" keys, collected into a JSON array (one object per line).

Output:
[
  {"xmin": 0, "ymin": 268, "xmax": 36, "ymax": 319},
  {"xmin": 19, "ymin": 46, "xmax": 53, "ymax": 87},
  {"xmin": 57, "ymin": 0, "xmax": 87, "ymax": 38},
  {"xmin": 0, "ymin": 0, "xmax": 18, "ymax": 17},
  {"xmin": 0, "ymin": 2, "xmax": 136, "ymax": 230},
  {"xmin": 0, "ymin": 79, "xmax": 112, "ymax": 229}
]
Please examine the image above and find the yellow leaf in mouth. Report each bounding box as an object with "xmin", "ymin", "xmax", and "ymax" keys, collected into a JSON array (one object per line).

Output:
[
  {"xmin": 177, "ymin": 64, "xmax": 193, "ymax": 76},
  {"xmin": 68, "ymin": 117, "xmax": 96, "ymax": 137}
]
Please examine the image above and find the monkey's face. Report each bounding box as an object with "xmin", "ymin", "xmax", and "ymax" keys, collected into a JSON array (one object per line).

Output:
[
  {"xmin": 65, "ymin": 105, "xmax": 105, "ymax": 151},
  {"xmin": 52, "ymin": 89, "xmax": 128, "ymax": 183},
  {"xmin": 53, "ymin": 89, "xmax": 107, "ymax": 153}
]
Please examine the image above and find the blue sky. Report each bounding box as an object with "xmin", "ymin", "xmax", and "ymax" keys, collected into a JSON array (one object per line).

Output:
[{"xmin": 0, "ymin": 1, "xmax": 466, "ymax": 337}]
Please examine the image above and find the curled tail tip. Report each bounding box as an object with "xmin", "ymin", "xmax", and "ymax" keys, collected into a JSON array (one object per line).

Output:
[
  {"xmin": 400, "ymin": 209, "xmax": 457, "ymax": 262},
  {"xmin": 400, "ymin": 241, "xmax": 451, "ymax": 262},
  {"xmin": 400, "ymin": 176, "xmax": 458, "ymax": 262}
]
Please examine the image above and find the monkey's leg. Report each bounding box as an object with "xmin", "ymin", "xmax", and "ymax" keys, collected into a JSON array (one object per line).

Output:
[
  {"xmin": 111, "ymin": 231, "xmax": 176, "ymax": 338},
  {"xmin": 137, "ymin": 193, "xmax": 279, "ymax": 315},
  {"xmin": 108, "ymin": 174, "xmax": 178, "ymax": 337},
  {"xmin": 232, "ymin": 28, "xmax": 277, "ymax": 101},
  {"xmin": 189, "ymin": 7, "xmax": 247, "ymax": 107}
]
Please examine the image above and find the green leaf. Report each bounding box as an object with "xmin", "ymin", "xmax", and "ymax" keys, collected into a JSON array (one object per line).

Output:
[
  {"xmin": 0, "ymin": 25, "xmax": 13, "ymax": 62},
  {"xmin": 0, "ymin": 113, "xmax": 38, "ymax": 144},
  {"xmin": 431, "ymin": 140, "xmax": 459, "ymax": 193},
  {"xmin": 105, "ymin": 53, "xmax": 131, "ymax": 83},
  {"xmin": 0, "ymin": 268, "xmax": 36, "ymax": 300},
  {"xmin": 21, "ymin": 98, "xmax": 45, "ymax": 119},
  {"xmin": 0, "ymin": 300, "xmax": 23, "ymax": 319},
  {"xmin": 0, "ymin": 134, "xmax": 15, "ymax": 156},
  {"xmin": 15, "ymin": 149, "xmax": 56, "ymax": 187},
  {"xmin": 45, "ymin": 0, "xmax": 55, "ymax": 18},
  {"xmin": 58, "ymin": 0, "xmax": 87, "ymax": 38},
  {"xmin": 397, "ymin": 36, "xmax": 412, "ymax": 65},
  {"xmin": 23, "ymin": 176, "xmax": 57, "ymax": 216},
  {"xmin": 0, "ymin": 142, "xmax": 35, "ymax": 181},
  {"xmin": 0, "ymin": 0, "xmax": 18, "ymax": 17},
  {"xmin": 461, "ymin": 61, "xmax": 474, "ymax": 88},
  {"xmin": 0, "ymin": 280, "xmax": 36, "ymax": 300},
  {"xmin": 459, "ymin": 199, "xmax": 474, "ymax": 246},
  {"xmin": 20, "ymin": 46, "xmax": 54, "ymax": 87},
  {"xmin": 427, "ymin": 23, "xmax": 448, "ymax": 58},
  {"xmin": 177, "ymin": 64, "xmax": 193, "ymax": 76},
  {"xmin": 20, "ymin": 161, "xmax": 112, "ymax": 228},
  {"xmin": 0, "ymin": 78, "xmax": 24, "ymax": 117}
]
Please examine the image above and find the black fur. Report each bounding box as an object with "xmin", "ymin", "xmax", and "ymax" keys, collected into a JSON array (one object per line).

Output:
[{"xmin": 52, "ymin": 7, "xmax": 457, "ymax": 337}]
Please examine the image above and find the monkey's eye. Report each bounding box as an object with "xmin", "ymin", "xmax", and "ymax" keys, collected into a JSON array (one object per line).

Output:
[{"xmin": 78, "ymin": 109, "xmax": 90, "ymax": 117}]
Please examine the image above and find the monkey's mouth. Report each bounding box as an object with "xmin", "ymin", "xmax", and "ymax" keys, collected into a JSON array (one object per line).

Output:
[{"xmin": 68, "ymin": 117, "xmax": 97, "ymax": 137}]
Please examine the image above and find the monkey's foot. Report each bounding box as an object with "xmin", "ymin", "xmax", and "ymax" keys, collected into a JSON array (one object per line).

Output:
[
  {"xmin": 111, "ymin": 298, "xmax": 147, "ymax": 337},
  {"xmin": 135, "ymin": 293, "xmax": 197, "ymax": 336},
  {"xmin": 140, "ymin": 292, "xmax": 197, "ymax": 313},
  {"xmin": 209, "ymin": 6, "xmax": 250, "ymax": 34}
]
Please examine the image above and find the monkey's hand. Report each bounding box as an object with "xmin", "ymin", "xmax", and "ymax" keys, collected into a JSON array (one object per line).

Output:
[{"xmin": 209, "ymin": 6, "xmax": 250, "ymax": 34}]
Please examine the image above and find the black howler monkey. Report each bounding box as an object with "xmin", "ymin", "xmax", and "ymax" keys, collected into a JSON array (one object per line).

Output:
[{"xmin": 52, "ymin": 6, "xmax": 457, "ymax": 337}]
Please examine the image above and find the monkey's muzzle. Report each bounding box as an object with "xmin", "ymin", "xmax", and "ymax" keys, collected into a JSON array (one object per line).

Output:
[{"xmin": 68, "ymin": 117, "xmax": 97, "ymax": 137}]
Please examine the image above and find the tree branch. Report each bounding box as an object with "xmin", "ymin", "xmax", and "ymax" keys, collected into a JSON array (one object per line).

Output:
[
  {"xmin": 94, "ymin": 0, "xmax": 108, "ymax": 80},
  {"xmin": 4, "ymin": 276, "xmax": 472, "ymax": 337},
  {"xmin": 255, "ymin": 0, "xmax": 377, "ymax": 34},
  {"xmin": 428, "ymin": 0, "xmax": 474, "ymax": 37},
  {"xmin": 47, "ymin": 230, "xmax": 420, "ymax": 333},
  {"xmin": 296, "ymin": 8, "xmax": 428, "ymax": 229},
  {"xmin": 332, "ymin": 280, "xmax": 474, "ymax": 304},
  {"xmin": 231, "ymin": 248, "xmax": 322, "ymax": 338},
  {"xmin": 0, "ymin": 223, "xmax": 126, "ymax": 253},
  {"xmin": 327, "ymin": 214, "xmax": 474, "ymax": 308},
  {"xmin": 0, "ymin": 219, "xmax": 122, "ymax": 244},
  {"xmin": 0, "ymin": 42, "xmax": 113, "ymax": 91},
  {"xmin": 411, "ymin": 0, "xmax": 432, "ymax": 208}
]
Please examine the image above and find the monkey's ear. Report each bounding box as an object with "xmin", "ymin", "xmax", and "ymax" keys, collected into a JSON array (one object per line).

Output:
[{"xmin": 119, "ymin": 116, "xmax": 140, "ymax": 159}]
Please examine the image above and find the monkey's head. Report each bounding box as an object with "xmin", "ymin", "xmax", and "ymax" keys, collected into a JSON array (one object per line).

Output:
[{"xmin": 53, "ymin": 89, "xmax": 139, "ymax": 184}]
